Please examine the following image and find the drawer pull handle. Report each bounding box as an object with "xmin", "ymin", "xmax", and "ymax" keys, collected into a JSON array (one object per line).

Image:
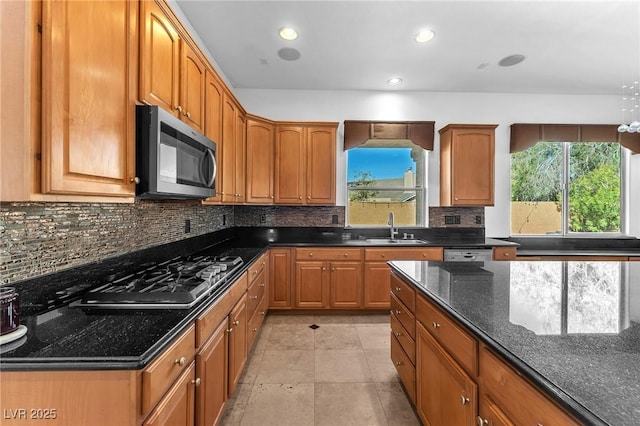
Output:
[
  {"xmin": 251, "ymin": 295, "xmax": 258, "ymax": 300},
  {"xmin": 175, "ymin": 356, "xmax": 186, "ymax": 367},
  {"xmin": 192, "ymin": 378, "xmax": 201, "ymax": 387},
  {"xmin": 233, "ymin": 320, "xmax": 240, "ymax": 326},
  {"xmin": 344, "ymin": 253, "xmax": 348, "ymax": 257},
  {"xmin": 262, "ymin": 261, "xmax": 266, "ymax": 266},
  {"xmin": 252, "ymin": 328, "xmax": 258, "ymax": 332},
  {"xmin": 394, "ymin": 331, "xmax": 402, "ymax": 337},
  {"xmin": 395, "ymin": 310, "xmax": 401, "ymax": 315},
  {"xmin": 258, "ymin": 283, "xmax": 265, "ymax": 287},
  {"xmin": 381, "ymin": 254, "xmax": 386, "ymax": 258},
  {"xmin": 254, "ymin": 270, "xmax": 258, "ymax": 275},
  {"xmin": 394, "ymin": 287, "xmax": 401, "ymax": 292},
  {"xmin": 395, "ymin": 361, "xmax": 402, "ymax": 366},
  {"xmin": 432, "ymin": 322, "xmax": 440, "ymax": 329},
  {"xmin": 227, "ymin": 328, "xmax": 233, "ymax": 333},
  {"xmin": 260, "ymin": 311, "xmax": 266, "ymax": 315},
  {"xmin": 309, "ymin": 253, "xmax": 313, "ymax": 257},
  {"xmin": 460, "ymin": 395, "xmax": 470, "ymax": 405},
  {"xmin": 477, "ymin": 417, "xmax": 488, "ymax": 426}
]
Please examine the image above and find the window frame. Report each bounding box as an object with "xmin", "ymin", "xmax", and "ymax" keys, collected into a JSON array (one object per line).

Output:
[
  {"xmin": 510, "ymin": 141, "xmax": 629, "ymax": 237},
  {"xmin": 345, "ymin": 144, "xmax": 428, "ymax": 228}
]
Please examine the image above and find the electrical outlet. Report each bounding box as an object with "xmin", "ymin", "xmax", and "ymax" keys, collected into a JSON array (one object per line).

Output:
[
  {"xmin": 475, "ymin": 215, "xmax": 483, "ymax": 225},
  {"xmin": 184, "ymin": 219, "xmax": 191, "ymax": 233},
  {"xmin": 332, "ymin": 214, "xmax": 339, "ymax": 224},
  {"xmin": 444, "ymin": 215, "xmax": 461, "ymax": 225},
  {"xmin": 259, "ymin": 214, "xmax": 266, "ymax": 223}
]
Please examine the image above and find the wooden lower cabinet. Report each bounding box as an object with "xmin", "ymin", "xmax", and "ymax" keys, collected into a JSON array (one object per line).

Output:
[
  {"xmin": 144, "ymin": 362, "xmax": 196, "ymax": 426},
  {"xmin": 269, "ymin": 248, "xmax": 293, "ymax": 308},
  {"xmin": 295, "ymin": 261, "xmax": 329, "ymax": 308},
  {"xmin": 364, "ymin": 262, "xmax": 392, "ymax": 308},
  {"xmin": 195, "ymin": 320, "xmax": 228, "ymax": 426},
  {"xmin": 478, "ymin": 394, "xmax": 515, "ymax": 426},
  {"xmin": 329, "ymin": 261, "xmax": 362, "ymax": 308},
  {"xmin": 228, "ymin": 294, "xmax": 248, "ymax": 395},
  {"xmin": 416, "ymin": 322, "xmax": 477, "ymax": 426}
]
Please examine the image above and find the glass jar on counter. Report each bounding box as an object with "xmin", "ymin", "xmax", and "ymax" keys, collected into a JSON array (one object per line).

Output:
[{"xmin": 0, "ymin": 287, "xmax": 20, "ymax": 335}]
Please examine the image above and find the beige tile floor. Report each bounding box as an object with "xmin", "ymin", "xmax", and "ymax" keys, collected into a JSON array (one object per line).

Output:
[{"xmin": 218, "ymin": 313, "xmax": 421, "ymax": 426}]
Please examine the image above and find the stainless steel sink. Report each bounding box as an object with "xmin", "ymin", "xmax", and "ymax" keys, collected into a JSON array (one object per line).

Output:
[{"xmin": 365, "ymin": 238, "xmax": 429, "ymax": 245}]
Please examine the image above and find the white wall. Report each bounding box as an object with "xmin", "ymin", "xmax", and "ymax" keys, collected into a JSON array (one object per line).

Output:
[{"xmin": 235, "ymin": 88, "xmax": 638, "ymax": 238}]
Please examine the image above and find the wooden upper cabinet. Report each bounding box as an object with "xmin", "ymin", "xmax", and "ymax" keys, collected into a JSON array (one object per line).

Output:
[
  {"xmin": 140, "ymin": 0, "xmax": 205, "ymax": 133},
  {"xmin": 235, "ymin": 111, "xmax": 247, "ymax": 203},
  {"xmin": 274, "ymin": 123, "xmax": 337, "ymax": 205},
  {"xmin": 221, "ymin": 93, "xmax": 237, "ymax": 203},
  {"xmin": 203, "ymin": 71, "xmax": 224, "ymax": 204},
  {"xmin": 139, "ymin": 0, "xmax": 180, "ymax": 116},
  {"xmin": 41, "ymin": 0, "xmax": 137, "ymax": 197},
  {"xmin": 246, "ymin": 116, "xmax": 275, "ymax": 203},
  {"xmin": 306, "ymin": 126, "xmax": 336, "ymax": 205},
  {"xmin": 180, "ymin": 41, "xmax": 206, "ymax": 133},
  {"xmin": 439, "ymin": 124, "xmax": 497, "ymax": 206},
  {"xmin": 275, "ymin": 126, "xmax": 306, "ymax": 204}
]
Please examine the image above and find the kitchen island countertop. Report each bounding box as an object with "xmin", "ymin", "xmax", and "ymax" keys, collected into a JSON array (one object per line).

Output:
[{"xmin": 390, "ymin": 259, "xmax": 640, "ymax": 426}]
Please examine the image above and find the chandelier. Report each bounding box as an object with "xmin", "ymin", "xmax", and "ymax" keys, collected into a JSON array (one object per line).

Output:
[{"xmin": 617, "ymin": 82, "xmax": 640, "ymax": 133}]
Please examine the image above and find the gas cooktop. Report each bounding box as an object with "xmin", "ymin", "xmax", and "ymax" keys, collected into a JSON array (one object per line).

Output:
[{"xmin": 70, "ymin": 255, "xmax": 243, "ymax": 309}]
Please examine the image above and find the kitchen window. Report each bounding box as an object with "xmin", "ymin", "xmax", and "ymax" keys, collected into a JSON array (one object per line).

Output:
[
  {"xmin": 510, "ymin": 141, "xmax": 628, "ymax": 235},
  {"xmin": 346, "ymin": 140, "xmax": 427, "ymax": 226}
]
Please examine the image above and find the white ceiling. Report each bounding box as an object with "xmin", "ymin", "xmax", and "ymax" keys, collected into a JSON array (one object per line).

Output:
[{"xmin": 174, "ymin": 0, "xmax": 640, "ymax": 95}]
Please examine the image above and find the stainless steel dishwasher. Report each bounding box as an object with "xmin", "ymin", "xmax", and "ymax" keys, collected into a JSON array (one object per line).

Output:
[{"xmin": 443, "ymin": 248, "xmax": 493, "ymax": 262}]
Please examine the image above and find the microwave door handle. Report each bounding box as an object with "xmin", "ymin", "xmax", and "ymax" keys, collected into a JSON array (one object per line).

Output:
[{"xmin": 201, "ymin": 148, "xmax": 216, "ymax": 188}]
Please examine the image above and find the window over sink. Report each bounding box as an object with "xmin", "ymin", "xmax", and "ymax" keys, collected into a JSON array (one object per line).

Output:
[{"xmin": 346, "ymin": 139, "xmax": 427, "ymax": 227}]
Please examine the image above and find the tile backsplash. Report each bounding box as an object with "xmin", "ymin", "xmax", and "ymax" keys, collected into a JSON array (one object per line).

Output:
[
  {"xmin": 0, "ymin": 202, "xmax": 346, "ymax": 285},
  {"xmin": 428, "ymin": 206, "xmax": 485, "ymax": 228}
]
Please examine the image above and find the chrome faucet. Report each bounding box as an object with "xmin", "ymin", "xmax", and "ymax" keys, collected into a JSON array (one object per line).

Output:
[{"xmin": 388, "ymin": 212, "xmax": 399, "ymax": 240}]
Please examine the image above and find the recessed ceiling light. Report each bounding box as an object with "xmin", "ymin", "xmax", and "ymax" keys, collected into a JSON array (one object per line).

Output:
[
  {"xmin": 279, "ymin": 27, "xmax": 298, "ymax": 41},
  {"xmin": 387, "ymin": 77, "xmax": 403, "ymax": 86},
  {"xmin": 415, "ymin": 30, "xmax": 435, "ymax": 43},
  {"xmin": 498, "ymin": 54, "xmax": 526, "ymax": 67}
]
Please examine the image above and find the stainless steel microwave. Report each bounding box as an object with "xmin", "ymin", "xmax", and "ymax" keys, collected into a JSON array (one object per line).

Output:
[{"xmin": 135, "ymin": 105, "xmax": 216, "ymax": 199}]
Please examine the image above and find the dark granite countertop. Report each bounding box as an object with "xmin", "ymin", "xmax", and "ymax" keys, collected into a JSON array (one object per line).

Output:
[{"xmin": 389, "ymin": 260, "xmax": 640, "ymax": 426}]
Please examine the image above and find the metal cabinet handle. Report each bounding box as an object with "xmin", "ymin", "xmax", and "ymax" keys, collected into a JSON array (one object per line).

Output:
[
  {"xmin": 252, "ymin": 328, "xmax": 258, "ymax": 332},
  {"xmin": 192, "ymin": 378, "xmax": 201, "ymax": 387},
  {"xmin": 395, "ymin": 310, "xmax": 401, "ymax": 315},
  {"xmin": 227, "ymin": 328, "xmax": 233, "ymax": 333},
  {"xmin": 395, "ymin": 361, "xmax": 402, "ymax": 366},
  {"xmin": 381, "ymin": 254, "xmax": 386, "ymax": 258},
  {"xmin": 309, "ymin": 253, "xmax": 313, "ymax": 257},
  {"xmin": 233, "ymin": 320, "xmax": 240, "ymax": 326},
  {"xmin": 175, "ymin": 105, "xmax": 183, "ymax": 113},
  {"xmin": 130, "ymin": 177, "xmax": 140, "ymax": 184},
  {"xmin": 331, "ymin": 267, "xmax": 336, "ymax": 271},
  {"xmin": 185, "ymin": 111, "xmax": 191, "ymax": 118},
  {"xmin": 460, "ymin": 395, "xmax": 470, "ymax": 405},
  {"xmin": 260, "ymin": 311, "xmax": 266, "ymax": 316},
  {"xmin": 175, "ymin": 356, "xmax": 186, "ymax": 367},
  {"xmin": 250, "ymin": 295, "xmax": 258, "ymax": 300},
  {"xmin": 344, "ymin": 253, "xmax": 348, "ymax": 257},
  {"xmin": 322, "ymin": 267, "xmax": 326, "ymax": 271},
  {"xmin": 394, "ymin": 331, "xmax": 402, "ymax": 337},
  {"xmin": 395, "ymin": 287, "xmax": 402, "ymax": 292},
  {"xmin": 477, "ymin": 416, "xmax": 488, "ymax": 426},
  {"xmin": 432, "ymin": 322, "xmax": 440, "ymax": 329},
  {"xmin": 299, "ymin": 195, "xmax": 302, "ymax": 199},
  {"xmin": 258, "ymin": 283, "xmax": 265, "ymax": 287}
]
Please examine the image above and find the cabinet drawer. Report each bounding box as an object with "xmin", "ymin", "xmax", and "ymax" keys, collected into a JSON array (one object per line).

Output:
[
  {"xmin": 391, "ymin": 333, "xmax": 416, "ymax": 403},
  {"xmin": 365, "ymin": 247, "xmax": 443, "ymax": 261},
  {"xmin": 492, "ymin": 247, "xmax": 516, "ymax": 261},
  {"xmin": 248, "ymin": 252, "xmax": 268, "ymax": 284},
  {"xmin": 480, "ymin": 346, "xmax": 580, "ymax": 425},
  {"xmin": 391, "ymin": 292, "xmax": 415, "ymax": 339},
  {"xmin": 143, "ymin": 324, "xmax": 196, "ymax": 414},
  {"xmin": 196, "ymin": 273, "xmax": 247, "ymax": 347},
  {"xmin": 295, "ymin": 247, "xmax": 362, "ymax": 261},
  {"xmin": 247, "ymin": 269, "xmax": 266, "ymax": 316},
  {"xmin": 390, "ymin": 311, "xmax": 415, "ymax": 365},
  {"xmin": 390, "ymin": 272, "xmax": 415, "ymax": 311},
  {"xmin": 415, "ymin": 294, "xmax": 477, "ymax": 375}
]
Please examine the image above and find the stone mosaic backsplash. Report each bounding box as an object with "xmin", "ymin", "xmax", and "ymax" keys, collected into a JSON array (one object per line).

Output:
[
  {"xmin": 428, "ymin": 206, "xmax": 485, "ymax": 228},
  {"xmin": 0, "ymin": 202, "xmax": 347, "ymax": 285}
]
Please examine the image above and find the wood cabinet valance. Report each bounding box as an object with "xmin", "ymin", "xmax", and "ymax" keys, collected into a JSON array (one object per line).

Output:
[
  {"xmin": 343, "ymin": 120, "xmax": 434, "ymax": 151},
  {"xmin": 510, "ymin": 123, "xmax": 640, "ymax": 154}
]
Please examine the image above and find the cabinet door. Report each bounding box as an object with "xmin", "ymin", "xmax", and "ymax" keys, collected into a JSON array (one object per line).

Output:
[
  {"xmin": 139, "ymin": 0, "xmax": 180, "ymax": 116},
  {"xmin": 196, "ymin": 320, "xmax": 228, "ymax": 426},
  {"xmin": 416, "ymin": 322, "xmax": 477, "ymax": 426},
  {"xmin": 228, "ymin": 294, "xmax": 247, "ymax": 395},
  {"xmin": 305, "ymin": 126, "xmax": 336, "ymax": 205},
  {"xmin": 330, "ymin": 261, "xmax": 363, "ymax": 308},
  {"xmin": 180, "ymin": 41, "xmax": 205, "ymax": 133},
  {"xmin": 221, "ymin": 94, "xmax": 236, "ymax": 203},
  {"xmin": 295, "ymin": 261, "xmax": 329, "ymax": 308},
  {"xmin": 451, "ymin": 128, "xmax": 494, "ymax": 206},
  {"xmin": 144, "ymin": 362, "xmax": 196, "ymax": 426},
  {"xmin": 246, "ymin": 118, "xmax": 275, "ymax": 203},
  {"xmin": 234, "ymin": 111, "xmax": 247, "ymax": 203},
  {"xmin": 269, "ymin": 248, "xmax": 292, "ymax": 308},
  {"xmin": 203, "ymin": 71, "xmax": 223, "ymax": 204},
  {"xmin": 275, "ymin": 126, "xmax": 305, "ymax": 204},
  {"xmin": 42, "ymin": 0, "xmax": 136, "ymax": 196},
  {"xmin": 363, "ymin": 262, "xmax": 391, "ymax": 308},
  {"xmin": 478, "ymin": 394, "xmax": 515, "ymax": 426}
]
